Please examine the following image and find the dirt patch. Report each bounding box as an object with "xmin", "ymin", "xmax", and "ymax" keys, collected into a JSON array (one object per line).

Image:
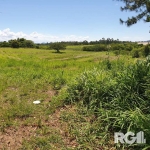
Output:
[
  {"xmin": 0, "ymin": 125, "xmax": 37, "ymax": 150},
  {"xmin": 45, "ymin": 89, "xmax": 58, "ymax": 102},
  {"xmin": 46, "ymin": 106, "xmax": 78, "ymax": 148},
  {"xmin": 0, "ymin": 105, "xmax": 78, "ymax": 149}
]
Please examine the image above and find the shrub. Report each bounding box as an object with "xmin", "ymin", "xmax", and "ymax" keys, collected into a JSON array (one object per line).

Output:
[
  {"xmin": 125, "ymin": 45, "xmax": 133, "ymax": 51},
  {"xmin": 82, "ymin": 44, "xmax": 107, "ymax": 52},
  {"xmin": 143, "ymin": 45, "xmax": 150, "ymax": 57},
  {"xmin": 111, "ymin": 44, "xmax": 125, "ymax": 50},
  {"xmin": 36, "ymin": 45, "xmax": 40, "ymax": 49},
  {"xmin": 113, "ymin": 50, "xmax": 120, "ymax": 56},
  {"xmin": 132, "ymin": 49, "xmax": 140, "ymax": 58},
  {"xmin": 82, "ymin": 46, "xmax": 93, "ymax": 51}
]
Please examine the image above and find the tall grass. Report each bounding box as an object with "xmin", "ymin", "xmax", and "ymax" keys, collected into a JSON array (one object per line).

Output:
[{"xmin": 64, "ymin": 56, "xmax": 150, "ymax": 149}]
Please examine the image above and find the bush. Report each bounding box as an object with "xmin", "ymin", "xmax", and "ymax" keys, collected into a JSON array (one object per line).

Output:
[
  {"xmin": 36, "ymin": 45, "xmax": 40, "ymax": 49},
  {"xmin": 125, "ymin": 45, "xmax": 133, "ymax": 51},
  {"xmin": 111, "ymin": 44, "xmax": 125, "ymax": 50},
  {"xmin": 82, "ymin": 44, "xmax": 107, "ymax": 52},
  {"xmin": 113, "ymin": 50, "xmax": 120, "ymax": 56},
  {"xmin": 132, "ymin": 49, "xmax": 140, "ymax": 58},
  {"xmin": 82, "ymin": 46, "xmax": 93, "ymax": 51},
  {"xmin": 143, "ymin": 45, "xmax": 150, "ymax": 57},
  {"xmin": 65, "ymin": 57, "xmax": 150, "ymax": 111}
]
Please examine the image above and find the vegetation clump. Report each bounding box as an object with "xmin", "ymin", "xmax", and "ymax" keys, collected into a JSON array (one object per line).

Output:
[
  {"xmin": 65, "ymin": 56, "xmax": 150, "ymax": 149},
  {"xmin": 49, "ymin": 42, "xmax": 66, "ymax": 53},
  {"xmin": 0, "ymin": 38, "xmax": 35, "ymax": 48}
]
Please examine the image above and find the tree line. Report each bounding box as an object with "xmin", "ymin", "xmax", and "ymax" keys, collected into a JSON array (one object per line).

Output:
[
  {"xmin": 0, "ymin": 38, "xmax": 35, "ymax": 48},
  {"xmin": 0, "ymin": 37, "xmax": 132, "ymax": 48},
  {"xmin": 49, "ymin": 38, "xmax": 130, "ymax": 46}
]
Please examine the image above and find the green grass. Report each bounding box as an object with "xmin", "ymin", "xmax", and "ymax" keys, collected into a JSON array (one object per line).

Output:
[
  {"xmin": 0, "ymin": 46, "xmax": 140, "ymax": 149},
  {"xmin": 64, "ymin": 55, "xmax": 150, "ymax": 150}
]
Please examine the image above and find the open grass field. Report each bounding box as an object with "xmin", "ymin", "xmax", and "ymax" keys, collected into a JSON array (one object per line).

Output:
[{"xmin": 0, "ymin": 46, "xmax": 147, "ymax": 149}]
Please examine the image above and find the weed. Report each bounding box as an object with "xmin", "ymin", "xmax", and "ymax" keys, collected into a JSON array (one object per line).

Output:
[{"xmin": 64, "ymin": 56, "xmax": 150, "ymax": 149}]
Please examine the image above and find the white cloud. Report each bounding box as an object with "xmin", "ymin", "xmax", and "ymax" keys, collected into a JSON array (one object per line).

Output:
[
  {"xmin": 121, "ymin": 36, "xmax": 145, "ymax": 41},
  {"xmin": 0, "ymin": 28, "xmax": 89, "ymax": 43}
]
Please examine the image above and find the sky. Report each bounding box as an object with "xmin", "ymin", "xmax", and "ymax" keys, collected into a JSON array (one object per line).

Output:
[{"xmin": 0, "ymin": 0, "xmax": 149, "ymax": 43}]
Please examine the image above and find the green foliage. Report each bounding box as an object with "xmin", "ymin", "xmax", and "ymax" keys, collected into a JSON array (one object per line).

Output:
[
  {"xmin": 65, "ymin": 56, "xmax": 150, "ymax": 149},
  {"xmin": 10, "ymin": 40, "xmax": 20, "ymax": 48},
  {"xmin": 24, "ymin": 40, "xmax": 35, "ymax": 48},
  {"xmin": 116, "ymin": 0, "xmax": 150, "ymax": 26},
  {"xmin": 82, "ymin": 43, "xmax": 136, "ymax": 53},
  {"xmin": 66, "ymin": 56, "xmax": 150, "ymax": 111},
  {"xmin": 111, "ymin": 44, "xmax": 125, "ymax": 50},
  {"xmin": 82, "ymin": 44, "xmax": 107, "ymax": 51},
  {"xmin": 51, "ymin": 72, "xmax": 66, "ymax": 90},
  {"xmin": 113, "ymin": 50, "xmax": 120, "ymax": 56},
  {"xmin": 0, "ymin": 38, "xmax": 35, "ymax": 48},
  {"xmin": 49, "ymin": 42, "xmax": 66, "ymax": 53},
  {"xmin": 143, "ymin": 45, "xmax": 150, "ymax": 57},
  {"xmin": 17, "ymin": 38, "xmax": 26, "ymax": 47},
  {"xmin": 35, "ymin": 45, "xmax": 40, "ymax": 49},
  {"xmin": 132, "ymin": 49, "xmax": 140, "ymax": 58},
  {"xmin": 0, "ymin": 41, "xmax": 10, "ymax": 47}
]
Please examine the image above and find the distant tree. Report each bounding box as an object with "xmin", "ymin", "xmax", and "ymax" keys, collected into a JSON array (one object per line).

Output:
[
  {"xmin": 17, "ymin": 38, "xmax": 26, "ymax": 47},
  {"xmin": 82, "ymin": 40, "xmax": 89, "ymax": 45},
  {"xmin": 102, "ymin": 38, "xmax": 105, "ymax": 44},
  {"xmin": 9, "ymin": 38, "xmax": 35, "ymax": 48},
  {"xmin": 0, "ymin": 41, "xmax": 10, "ymax": 47},
  {"xmin": 116, "ymin": 0, "xmax": 150, "ymax": 26},
  {"xmin": 25, "ymin": 40, "xmax": 35, "ymax": 48},
  {"xmin": 17, "ymin": 38, "xmax": 26, "ymax": 42},
  {"xmin": 49, "ymin": 42, "xmax": 66, "ymax": 53},
  {"xmin": 35, "ymin": 44, "xmax": 40, "ymax": 49},
  {"xmin": 10, "ymin": 40, "xmax": 20, "ymax": 48}
]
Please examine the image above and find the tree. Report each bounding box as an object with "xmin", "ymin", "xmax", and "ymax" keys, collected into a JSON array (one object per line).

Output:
[
  {"xmin": 17, "ymin": 38, "xmax": 26, "ymax": 47},
  {"xmin": 9, "ymin": 38, "xmax": 35, "ymax": 48},
  {"xmin": 10, "ymin": 40, "xmax": 20, "ymax": 48},
  {"xmin": 0, "ymin": 41, "xmax": 10, "ymax": 47},
  {"xmin": 143, "ymin": 45, "xmax": 150, "ymax": 56},
  {"xmin": 49, "ymin": 42, "xmax": 66, "ymax": 53},
  {"xmin": 117, "ymin": 0, "xmax": 150, "ymax": 26},
  {"xmin": 25, "ymin": 40, "xmax": 35, "ymax": 48}
]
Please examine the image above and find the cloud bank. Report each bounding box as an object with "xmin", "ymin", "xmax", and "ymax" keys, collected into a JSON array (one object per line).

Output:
[
  {"xmin": 121, "ymin": 36, "xmax": 145, "ymax": 41},
  {"xmin": 0, "ymin": 28, "xmax": 89, "ymax": 43}
]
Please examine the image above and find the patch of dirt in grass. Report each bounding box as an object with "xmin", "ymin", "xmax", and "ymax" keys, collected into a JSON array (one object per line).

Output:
[
  {"xmin": 0, "ymin": 105, "xmax": 78, "ymax": 149},
  {"xmin": 0, "ymin": 125, "xmax": 37, "ymax": 149},
  {"xmin": 45, "ymin": 89, "xmax": 58, "ymax": 102},
  {"xmin": 46, "ymin": 105, "xmax": 78, "ymax": 148}
]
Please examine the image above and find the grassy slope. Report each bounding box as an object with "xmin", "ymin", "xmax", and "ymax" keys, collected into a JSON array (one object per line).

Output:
[{"xmin": 0, "ymin": 46, "xmax": 136, "ymax": 149}]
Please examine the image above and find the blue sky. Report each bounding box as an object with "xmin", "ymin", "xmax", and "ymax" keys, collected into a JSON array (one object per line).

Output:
[{"xmin": 0, "ymin": 0, "xmax": 149, "ymax": 42}]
